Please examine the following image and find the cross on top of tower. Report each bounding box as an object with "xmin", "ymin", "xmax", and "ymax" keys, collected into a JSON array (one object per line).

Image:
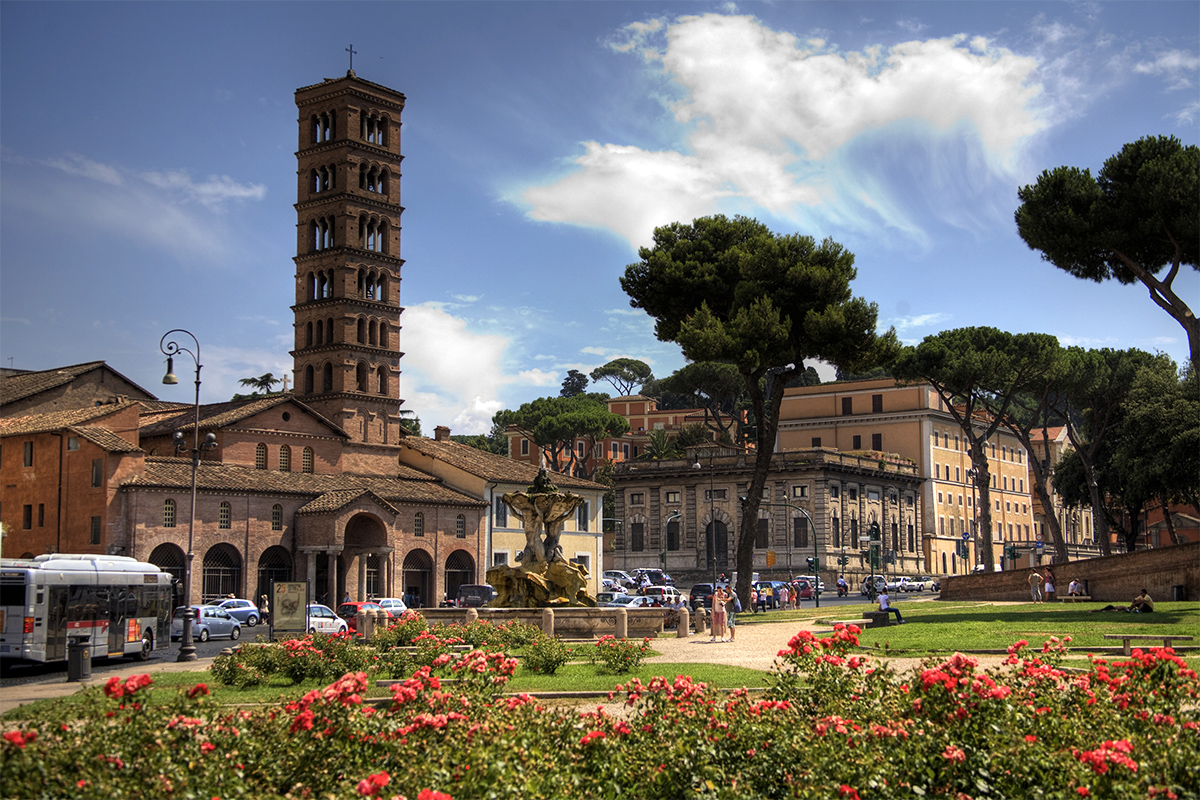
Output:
[{"xmin": 346, "ymin": 44, "xmax": 357, "ymax": 75}]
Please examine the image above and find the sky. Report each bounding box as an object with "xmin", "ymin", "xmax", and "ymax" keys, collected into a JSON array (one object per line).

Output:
[{"xmin": 2, "ymin": 1, "xmax": 1197, "ymax": 435}]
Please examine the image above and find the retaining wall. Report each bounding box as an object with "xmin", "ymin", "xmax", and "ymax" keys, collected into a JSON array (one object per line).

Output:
[{"xmin": 939, "ymin": 542, "xmax": 1199, "ymax": 603}]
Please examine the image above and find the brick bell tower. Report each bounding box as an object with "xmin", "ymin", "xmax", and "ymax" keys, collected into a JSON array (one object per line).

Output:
[{"xmin": 292, "ymin": 71, "xmax": 407, "ymax": 461}]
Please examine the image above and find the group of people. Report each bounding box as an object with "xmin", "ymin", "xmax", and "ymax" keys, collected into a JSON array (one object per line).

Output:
[
  {"xmin": 750, "ymin": 580, "xmax": 808, "ymax": 613},
  {"xmin": 708, "ymin": 585, "xmax": 740, "ymax": 642},
  {"xmin": 1027, "ymin": 568, "xmax": 1057, "ymax": 602}
]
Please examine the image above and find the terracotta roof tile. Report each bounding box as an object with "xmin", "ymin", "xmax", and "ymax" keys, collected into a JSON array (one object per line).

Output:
[
  {"xmin": 297, "ymin": 488, "xmax": 398, "ymax": 516},
  {"xmin": 0, "ymin": 402, "xmax": 141, "ymax": 437},
  {"xmin": 0, "ymin": 361, "xmax": 107, "ymax": 406},
  {"xmin": 123, "ymin": 457, "xmax": 484, "ymax": 508},
  {"xmin": 401, "ymin": 436, "xmax": 605, "ymax": 490},
  {"xmin": 137, "ymin": 394, "xmax": 348, "ymax": 438},
  {"xmin": 68, "ymin": 425, "xmax": 142, "ymax": 454}
]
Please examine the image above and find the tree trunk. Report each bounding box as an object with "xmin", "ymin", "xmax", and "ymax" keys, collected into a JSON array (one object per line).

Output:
[
  {"xmin": 1063, "ymin": 424, "xmax": 1112, "ymax": 557},
  {"xmin": 1161, "ymin": 499, "xmax": 1182, "ymax": 545},
  {"xmin": 969, "ymin": 443, "xmax": 996, "ymax": 572}
]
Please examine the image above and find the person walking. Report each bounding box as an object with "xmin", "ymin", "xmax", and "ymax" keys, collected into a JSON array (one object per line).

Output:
[
  {"xmin": 1043, "ymin": 568, "xmax": 1056, "ymax": 602},
  {"xmin": 779, "ymin": 584, "xmax": 789, "ymax": 611},
  {"xmin": 1027, "ymin": 570, "xmax": 1042, "ymax": 603}
]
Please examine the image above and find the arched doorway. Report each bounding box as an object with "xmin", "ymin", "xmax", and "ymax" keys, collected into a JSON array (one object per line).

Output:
[
  {"xmin": 202, "ymin": 543, "xmax": 242, "ymax": 603},
  {"xmin": 444, "ymin": 549, "xmax": 476, "ymax": 604},
  {"xmin": 148, "ymin": 543, "xmax": 185, "ymax": 607},
  {"xmin": 343, "ymin": 513, "xmax": 388, "ymax": 601},
  {"xmin": 402, "ymin": 550, "xmax": 433, "ymax": 608},
  {"xmin": 705, "ymin": 520, "xmax": 729, "ymax": 570},
  {"xmin": 256, "ymin": 546, "xmax": 293, "ymax": 605}
]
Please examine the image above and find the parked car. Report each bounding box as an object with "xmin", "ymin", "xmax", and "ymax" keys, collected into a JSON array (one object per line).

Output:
[
  {"xmin": 630, "ymin": 568, "xmax": 674, "ymax": 586},
  {"xmin": 603, "ymin": 570, "xmax": 636, "ymax": 589},
  {"xmin": 861, "ymin": 575, "xmax": 886, "ymax": 596},
  {"xmin": 171, "ymin": 605, "xmax": 241, "ymax": 643},
  {"xmin": 595, "ymin": 591, "xmax": 625, "ymax": 607},
  {"xmin": 885, "ymin": 576, "xmax": 910, "ymax": 593},
  {"xmin": 336, "ymin": 601, "xmax": 392, "ymax": 631},
  {"xmin": 606, "ymin": 595, "xmax": 656, "ymax": 608},
  {"xmin": 794, "ymin": 580, "xmax": 814, "ymax": 600},
  {"xmin": 217, "ymin": 598, "xmax": 262, "ymax": 626},
  {"xmin": 374, "ymin": 597, "xmax": 409, "ymax": 615},
  {"xmin": 641, "ymin": 586, "xmax": 682, "ymax": 605},
  {"xmin": 905, "ymin": 576, "xmax": 937, "ymax": 592},
  {"xmin": 306, "ymin": 603, "xmax": 349, "ymax": 635},
  {"xmin": 689, "ymin": 583, "xmax": 716, "ymax": 610},
  {"xmin": 793, "ymin": 575, "xmax": 826, "ymax": 594},
  {"xmin": 753, "ymin": 581, "xmax": 789, "ymax": 609},
  {"xmin": 455, "ymin": 584, "xmax": 496, "ymax": 608}
]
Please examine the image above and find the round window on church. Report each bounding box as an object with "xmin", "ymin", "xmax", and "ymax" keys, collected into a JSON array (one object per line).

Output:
[{"xmin": 282, "ymin": 412, "xmax": 291, "ymax": 422}]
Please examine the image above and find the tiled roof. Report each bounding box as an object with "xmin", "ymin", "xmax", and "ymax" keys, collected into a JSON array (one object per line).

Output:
[
  {"xmin": 0, "ymin": 361, "xmax": 156, "ymax": 406},
  {"xmin": 0, "ymin": 402, "xmax": 141, "ymax": 437},
  {"xmin": 0, "ymin": 361, "xmax": 106, "ymax": 406},
  {"xmin": 123, "ymin": 457, "xmax": 485, "ymax": 508},
  {"xmin": 68, "ymin": 425, "xmax": 142, "ymax": 454},
  {"xmin": 401, "ymin": 436, "xmax": 606, "ymax": 490},
  {"xmin": 138, "ymin": 394, "xmax": 348, "ymax": 438},
  {"xmin": 297, "ymin": 488, "xmax": 399, "ymax": 516}
]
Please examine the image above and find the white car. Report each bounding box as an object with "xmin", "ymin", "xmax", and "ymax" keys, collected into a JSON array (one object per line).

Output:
[
  {"xmin": 907, "ymin": 576, "xmax": 940, "ymax": 592},
  {"xmin": 603, "ymin": 570, "xmax": 635, "ymax": 589},
  {"xmin": 793, "ymin": 574, "xmax": 826, "ymax": 594},
  {"xmin": 375, "ymin": 597, "xmax": 409, "ymax": 615},
  {"xmin": 606, "ymin": 595, "xmax": 656, "ymax": 608},
  {"xmin": 885, "ymin": 576, "xmax": 910, "ymax": 593},
  {"xmin": 306, "ymin": 603, "xmax": 349, "ymax": 635}
]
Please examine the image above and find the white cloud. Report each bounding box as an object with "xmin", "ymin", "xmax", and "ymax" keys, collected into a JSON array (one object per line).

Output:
[
  {"xmin": 141, "ymin": 169, "xmax": 267, "ymax": 212},
  {"xmin": 42, "ymin": 153, "xmax": 122, "ymax": 185},
  {"xmin": 515, "ymin": 368, "xmax": 560, "ymax": 386},
  {"xmin": 1133, "ymin": 49, "xmax": 1200, "ymax": 90},
  {"xmin": 891, "ymin": 312, "xmax": 952, "ymax": 331},
  {"xmin": 521, "ymin": 13, "xmax": 1048, "ymax": 248}
]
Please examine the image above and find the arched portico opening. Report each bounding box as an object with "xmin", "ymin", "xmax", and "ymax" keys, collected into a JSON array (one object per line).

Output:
[
  {"xmin": 444, "ymin": 550, "xmax": 476, "ymax": 605},
  {"xmin": 402, "ymin": 549, "xmax": 433, "ymax": 608},
  {"xmin": 202, "ymin": 543, "xmax": 242, "ymax": 603},
  {"xmin": 256, "ymin": 546, "xmax": 293, "ymax": 605}
]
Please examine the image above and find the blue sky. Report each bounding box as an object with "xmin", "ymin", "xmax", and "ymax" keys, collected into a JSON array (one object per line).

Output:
[{"xmin": 2, "ymin": 2, "xmax": 1196, "ymax": 434}]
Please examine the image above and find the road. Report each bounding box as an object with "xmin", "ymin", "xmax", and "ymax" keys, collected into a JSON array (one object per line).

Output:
[{"xmin": 0, "ymin": 631, "xmax": 262, "ymax": 689}]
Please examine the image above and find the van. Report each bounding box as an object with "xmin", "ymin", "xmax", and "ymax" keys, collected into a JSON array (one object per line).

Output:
[
  {"xmin": 455, "ymin": 584, "xmax": 495, "ymax": 608},
  {"xmin": 641, "ymin": 585, "xmax": 682, "ymax": 605}
]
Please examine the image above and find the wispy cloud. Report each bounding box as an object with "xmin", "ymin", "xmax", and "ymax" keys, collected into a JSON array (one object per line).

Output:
[
  {"xmin": 1133, "ymin": 48, "xmax": 1200, "ymax": 90},
  {"xmin": 891, "ymin": 312, "xmax": 953, "ymax": 331},
  {"xmin": 521, "ymin": 13, "xmax": 1049, "ymax": 249},
  {"xmin": 141, "ymin": 170, "xmax": 266, "ymax": 212}
]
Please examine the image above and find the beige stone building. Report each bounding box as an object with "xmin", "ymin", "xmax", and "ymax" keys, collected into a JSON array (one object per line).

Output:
[{"xmin": 776, "ymin": 378, "xmax": 1041, "ymax": 576}]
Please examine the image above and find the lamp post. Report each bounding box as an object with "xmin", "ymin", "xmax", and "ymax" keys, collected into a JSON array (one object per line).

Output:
[
  {"xmin": 662, "ymin": 511, "xmax": 682, "ymax": 571},
  {"xmin": 750, "ymin": 500, "xmax": 820, "ymax": 608},
  {"xmin": 160, "ymin": 330, "xmax": 216, "ymax": 662}
]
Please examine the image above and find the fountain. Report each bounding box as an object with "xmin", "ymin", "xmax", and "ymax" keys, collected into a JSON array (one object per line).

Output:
[{"xmin": 485, "ymin": 469, "xmax": 596, "ymax": 608}]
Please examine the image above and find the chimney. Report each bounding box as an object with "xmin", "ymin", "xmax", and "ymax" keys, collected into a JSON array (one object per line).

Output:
[{"xmin": 434, "ymin": 425, "xmax": 450, "ymax": 442}]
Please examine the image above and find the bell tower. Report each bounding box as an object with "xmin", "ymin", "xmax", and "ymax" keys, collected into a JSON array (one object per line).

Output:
[{"xmin": 292, "ymin": 71, "xmax": 406, "ymax": 459}]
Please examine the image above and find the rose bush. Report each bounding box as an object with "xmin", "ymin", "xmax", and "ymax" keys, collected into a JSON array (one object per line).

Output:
[{"xmin": 3, "ymin": 634, "xmax": 1196, "ymax": 799}]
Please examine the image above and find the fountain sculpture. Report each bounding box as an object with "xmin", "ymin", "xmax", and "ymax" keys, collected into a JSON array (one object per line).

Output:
[{"xmin": 485, "ymin": 469, "xmax": 596, "ymax": 608}]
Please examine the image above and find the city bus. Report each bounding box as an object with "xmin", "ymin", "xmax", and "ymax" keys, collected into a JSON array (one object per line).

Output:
[{"xmin": 0, "ymin": 554, "xmax": 174, "ymax": 665}]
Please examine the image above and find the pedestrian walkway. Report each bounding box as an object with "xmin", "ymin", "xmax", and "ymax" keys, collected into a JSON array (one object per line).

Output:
[{"xmin": 0, "ymin": 655, "xmax": 219, "ymax": 716}]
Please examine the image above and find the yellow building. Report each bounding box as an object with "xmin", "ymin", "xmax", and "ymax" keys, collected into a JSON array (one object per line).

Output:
[{"xmin": 777, "ymin": 379, "xmax": 1038, "ymax": 577}]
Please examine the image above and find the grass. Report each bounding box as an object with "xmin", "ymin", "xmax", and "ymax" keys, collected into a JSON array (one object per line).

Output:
[{"xmin": 505, "ymin": 662, "xmax": 766, "ymax": 693}]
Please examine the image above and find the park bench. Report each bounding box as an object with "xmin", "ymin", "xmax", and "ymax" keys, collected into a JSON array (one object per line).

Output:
[
  {"xmin": 1103, "ymin": 633, "xmax": 1194, "ymax": 656},
  {"xmin": 815, "ymin": 617, "xmax": 871, "ymax": 628},
  {"xmin": 863, "ymin": 611, "xmax": 896, "ymax": 628},
  {"xmin": 1059, "ymin": 596, "xmax": 1091, "ymax": 602}
]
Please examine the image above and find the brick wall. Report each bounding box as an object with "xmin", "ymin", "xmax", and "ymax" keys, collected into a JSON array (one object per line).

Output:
[{"xmin": 940, "ymin": 542, "xmax": 1199, "ymax": 603}]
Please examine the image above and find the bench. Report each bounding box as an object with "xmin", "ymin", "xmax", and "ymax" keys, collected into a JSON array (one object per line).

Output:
[
  {"xmin": 1060, "ymin": 596, "xmax": 1091, "ymax": 602},
  {"xmin": 1103, "ymin": 633, "xmax": 1194, "ymax": 656},
  {"xmin": 815, "ymin": 618, "xmax": 870, "ymax": 628},
  {"xmin": 863, "ymin": 610, "xmax": 897, "ymax": 629}
]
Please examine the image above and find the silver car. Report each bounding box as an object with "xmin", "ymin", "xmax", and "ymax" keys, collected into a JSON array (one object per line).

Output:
[
  {"xmin": 217, "ymin": 598, "xmax": 262, "ymax": 626},
  {"xmin": 171, "ymin": 605, "xmax": 241, "ymax": 642}
]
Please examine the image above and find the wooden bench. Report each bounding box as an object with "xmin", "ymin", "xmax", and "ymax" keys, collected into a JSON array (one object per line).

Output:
[
  {"xmin": 1103, "ymin": 633, "xmax": 1194, "ymax": 656},
  {"xmin": 1059, "ymin": 596, "xmax": 1091, "ymax": 602},
  {"xmin": 815, "ymin": 618, "xmax": 870, "ymax": 628}
]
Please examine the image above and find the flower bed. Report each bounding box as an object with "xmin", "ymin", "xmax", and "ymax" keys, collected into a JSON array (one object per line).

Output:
[{"xmin": 2, "ymin": 625, "xmax": 1197, "ymax": 799}]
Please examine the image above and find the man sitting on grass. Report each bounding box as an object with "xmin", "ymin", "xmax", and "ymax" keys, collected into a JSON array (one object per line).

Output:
[
  {"xmin": 878, "ymin": 590, "xmax": 905, "ymax": 624},
  {"xmin": 1129, "ymin": 589, "xmax": 1154, "ymax": 613}
]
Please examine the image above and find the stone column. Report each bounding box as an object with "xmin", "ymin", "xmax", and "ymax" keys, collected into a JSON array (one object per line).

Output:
[
  {"xmin": 326, "ymin": 550, "xmax": 339, "ymax": 607},
  {"xmin": 357, "ymin": 553, "xmax": 367, "ymax": 599},
  {"xmin": 615, "ymin": 608, "xmax": 628, "ymax": 639},
  {"xmin": 306, "ymin": 551, "xmax": 317, "ymax": 604},
  {"xmin": 677, "ymin": 607, "xmax": 690, "ymax": 638},
  {"xmin": 541, "ymin": 608, "xmax": 554, "ymax": 636}
]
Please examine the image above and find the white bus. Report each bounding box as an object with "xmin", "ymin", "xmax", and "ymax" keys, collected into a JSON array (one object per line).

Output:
[{"xmin": 1, "ymin": 554, "xmax": 174, "ymax": 664}]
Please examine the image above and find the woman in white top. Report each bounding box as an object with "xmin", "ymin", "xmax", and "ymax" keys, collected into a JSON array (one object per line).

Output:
[{"xmin": 878, "ymin": 591, "xmax": 905, "ymax": 624}]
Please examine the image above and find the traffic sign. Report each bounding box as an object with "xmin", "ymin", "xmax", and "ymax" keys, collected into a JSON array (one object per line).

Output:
[
  {"xmin": 961, "ymin": 531, "xmax": 970, "ymax": 541},
  {"xmin": 1035, "ymin": 541, "xmax": 1044, "ymax": 550}
]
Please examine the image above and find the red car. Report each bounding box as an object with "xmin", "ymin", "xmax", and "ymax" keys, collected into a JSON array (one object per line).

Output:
[{"xmin": 335, "ymin": 601, "xmax": 393, "ymax": 631}]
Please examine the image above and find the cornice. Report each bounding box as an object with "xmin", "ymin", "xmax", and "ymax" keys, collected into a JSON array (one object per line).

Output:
[
  {"xmin": 291, "ymin": 296, "xmax": 403, "ymax": 314},
  {"xmin": 294, "ymin": 191, "xmax": 404, "ymax": 217},
  {"xmin": 293, "ymin": 246, "xmax": 404, "ymax": 268}
]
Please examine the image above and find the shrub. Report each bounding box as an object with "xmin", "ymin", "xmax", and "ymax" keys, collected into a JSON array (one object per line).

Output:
[
  {"xmin": 521, "ymin": 636, "xmax": 575, "ymax": 675},
  {"xmin": 590, "ymin": 635, "xmax": 651, "ymax": 674},
  {"xmin": 209, "ymin": 652, "xmax": 268, "ymax": 688},
  {"xmin": 372, "ymin": 609, "xmax": 428, "ymax": 648}
]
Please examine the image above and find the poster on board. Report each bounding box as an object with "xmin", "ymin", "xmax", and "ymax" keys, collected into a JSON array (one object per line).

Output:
[{"xmin": 272, "ymin": 582, "xmax": 308, "ymax": 637}]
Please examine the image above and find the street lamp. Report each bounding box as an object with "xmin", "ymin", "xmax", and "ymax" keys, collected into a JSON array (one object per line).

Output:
[
  {"xmin": 749, "ymin": 499, "xmax": 821, "ymax": 609},
  {"xmin": 160, "ymin": 330, "xmax": 216, "ymax": 662},
  {"xmin": 662, "ymin": 511, "xmax": 682, "ymax": 570}
]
